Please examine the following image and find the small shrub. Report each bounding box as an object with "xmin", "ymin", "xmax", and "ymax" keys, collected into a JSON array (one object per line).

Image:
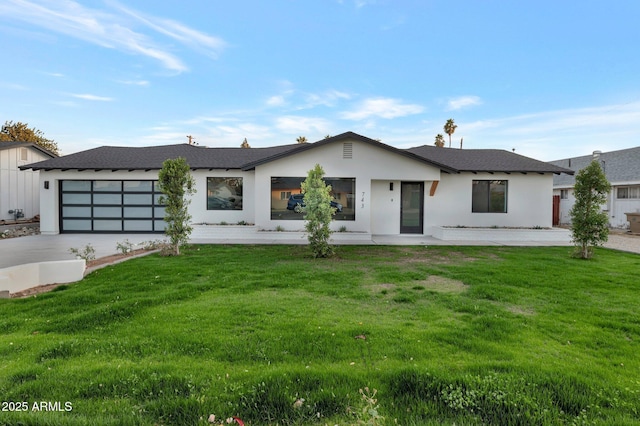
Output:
[
  {"xmin": 353, "ymin": 387, "xmax": 385, "ymax": 425},
  {"xmin": 142, "ymin": 239, "xmax": 168, "ymax": 250},
  {"xmin": 116, "ymin": 239, "xmax": 134, "ymax": 255},
  {"xmin": 339, "ymin": 225, "xmax": 348, "ymax": 232},
  {"xmin": 69, "ymin": 244, "xmax": 96, "ymax": 261},
  {"xmin": 301, "ymin": 164, "xmax": 334, "ymax": 258},
  {"xmin": 275, "ymin": 225, "xmax": 285, "ymax": 232},
  {"xmin": 219, "ymin": 221, "xmax": 228, "ymax": 226}
]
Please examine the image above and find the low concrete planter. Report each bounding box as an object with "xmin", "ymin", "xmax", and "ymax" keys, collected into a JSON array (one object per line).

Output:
[
  {"xmin": 0, "ymin": 259, "xmax": 85, "ymax": 294},
  {"xmin": 191, "ymin": 225, "xmax": 260, "ymax": 239},
  {"xmin": 433, "ymin": 226, "xmax": 572, "ymax": 242},
  {"xmin": 191, "ymin": 224, "xmax": 372, "ymax": 242}
]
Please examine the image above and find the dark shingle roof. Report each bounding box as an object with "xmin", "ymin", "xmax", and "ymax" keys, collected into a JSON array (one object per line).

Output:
[
  {"xmin": 407, "ymin": 145, "xmax": 573, "ymax": 174},
  {"xmin": 22, "ymin": 143, "xmax": 300, "ymax": 171},
  {"xmin": 1, "ymin": 141, "xmax": 57, "ymax": 158},
  {"xmin": 20, "ymin": 131, "xmax": 573, "ymax": 175},
  {"xmin": 551, "ymin": 146, "xmax": 640, "ymax": 186},
  {"xmin": 240, "ymin": 132, "xmax": 458, "ymax": 172}
]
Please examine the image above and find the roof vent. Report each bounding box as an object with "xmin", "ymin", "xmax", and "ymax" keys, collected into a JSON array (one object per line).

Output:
[
  {"xmin": 593, "ymin": 150, "xmax": 602, "ymax": 159},
  {"xmin": 343, "ymin": 142, "xmax": 353, "ymax": 159}
]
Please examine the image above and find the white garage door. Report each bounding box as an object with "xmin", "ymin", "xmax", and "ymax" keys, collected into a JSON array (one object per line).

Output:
[{"xmin": 60, "ymin": 180, "xmax": 166, "ymax": 233}]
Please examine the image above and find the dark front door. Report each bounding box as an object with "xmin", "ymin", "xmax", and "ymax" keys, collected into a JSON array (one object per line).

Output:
[{"xmin": 400, "ymin": 182, "xmax": 424, "ymax": 234}]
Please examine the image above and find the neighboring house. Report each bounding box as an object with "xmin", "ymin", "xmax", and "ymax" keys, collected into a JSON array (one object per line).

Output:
[
  {"xmin": 550, "ymin": 147, "xmax": 640, "ymax": 228},
  {"xmin": 21, "ymin": 132, "xmax": 571, "ymax": 236},
  {"xmin": 0, "ymin": 141, "xmax": 57, "ymax": 222}
]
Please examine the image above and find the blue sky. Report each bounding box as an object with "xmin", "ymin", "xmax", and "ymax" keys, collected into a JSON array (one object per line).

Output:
[{"xmin": 1, "ymin": 0, "xmax": 639, "ymax": 161}]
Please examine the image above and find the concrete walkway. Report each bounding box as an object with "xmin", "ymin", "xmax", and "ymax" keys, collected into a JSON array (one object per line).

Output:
[{"xmin": 0, "ymin": 229, "xmax": 637, "ymax": 270}]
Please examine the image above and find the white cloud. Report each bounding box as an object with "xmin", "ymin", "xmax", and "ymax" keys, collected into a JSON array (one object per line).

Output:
[
  {"xmin": 117, "ymin": 79, "xmax": 149, "ymax": 86},
  {"xmin": 0, "ymin": 0, "xmax": 226, "ymax": 73},
  {"xmin": 341, "ymin": 97, "xmax": 424, "ymax": 120},
  {"xmin": 446, "ymin": 96, "xmax": 482, "ymax": 111},
  {"xmin": 266, "ymin": 95, "xmax": 287, "ymax": 107},
  {"xmin": 303, "ymin": 90, "xmax": 351, "ymax": 108},
  {"xmin": 70, "ymin": 93, "xmax": 114, "ymax": 101},
  {"xmin": 275, "ymin": 116, "xmax": 331, "ymax": 134},
  {"xmin": 109, "ymin": 0, "xmax": 226, "ymax": 59},
  {"xmin": 462, "ymin": 101, "xmax": 640, "ymax": 160}
]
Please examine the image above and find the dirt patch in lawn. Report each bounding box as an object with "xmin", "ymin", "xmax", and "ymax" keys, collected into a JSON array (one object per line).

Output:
[
  {"xmin": 416, "ymin": 275, "xmax": 469, "ymax": 293},
  {"xmin": 392, "ymin": 247, "xmax": 496, "ymax": 265},
  {"xmin": 369, "ymin": 276, "xmax": 468, "ymax": 295}
]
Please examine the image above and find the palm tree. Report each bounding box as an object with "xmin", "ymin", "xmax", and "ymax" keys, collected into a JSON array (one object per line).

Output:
[
  {"xmin": 444, "ymin": 118, "xmax": 457, "ymax": 148},
  {"xmin": 434, "ymin": 134, "xmax": 445, "ymax": 147},
  {"xmin": 296, "ymin": 136, "xmax": 308, "ymax": 144}
]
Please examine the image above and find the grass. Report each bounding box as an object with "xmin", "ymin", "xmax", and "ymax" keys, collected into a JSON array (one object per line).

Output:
[{"xmin": 1, "ymin": 245, "xmax": 639, "ymax": 425}]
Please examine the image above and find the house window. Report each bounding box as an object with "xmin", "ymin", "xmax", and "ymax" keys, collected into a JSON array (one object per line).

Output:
[
  {"xmin": 560, "ymin": 189, "xmax": 569, "ymax": 199},
  {"xmin": 617, "ymin": 186, "xmax": 640, "ymax": 199},
  {"xmin": 20, "ymin": 148, "xmax": 28, "ymax": 161},
  {"xmin": 207, "ymin": 177, "xmax": 243, "ymax": 210},
  {"xmin": 271, "ymin": 177, "xmax": 355, "ymax": 220},
  {"xmin": 472, "ymin": 180, "xmax": 507, "ymax": 213}
]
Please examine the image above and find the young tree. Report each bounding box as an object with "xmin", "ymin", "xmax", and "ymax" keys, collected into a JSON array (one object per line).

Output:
[
  {"xmin": 301, "ymin": 164, "xmax": 335, "ymax": 258},
  {"xmin": 0, "ymin": 120, "xmax": 60, "ymax": 155},
  {"xmin": 569, "ymin": 160, "xmax": 611, "ymax": 259},
  {"xmin": 158, "ymin": 157, "xmax": 196, "ymax": 256},
  {"xmin": 444, "ymin": 118, "xmax": 457, "ymax": 148}
]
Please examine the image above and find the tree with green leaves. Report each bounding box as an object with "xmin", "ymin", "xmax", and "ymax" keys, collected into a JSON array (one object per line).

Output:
[
  {"xmin": 434, "ymin": 133, "xmax": 445, "ymax": 147},
  {"xmin": 0, "ymin": 120, "xmax": 60, "ymax": 155},
  {"xmin": 444, "ymin": 118, "xmax": 457, "ymax": 148},
  {"xmin": 158, "ymin": 157, "xmax": 196, "ymax": 256},
  {"xmin": 301, "ymin": 164, "xmax": 335, "ymax": 258},
  {"xmin": 569, "ymin": 160, "xmax": 611, "ymax": 259}
]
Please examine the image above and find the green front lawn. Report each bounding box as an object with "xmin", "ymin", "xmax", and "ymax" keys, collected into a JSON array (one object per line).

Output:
[{"xmin": 1, "ymin": 245, "xmax": 639, "ymax": 425}]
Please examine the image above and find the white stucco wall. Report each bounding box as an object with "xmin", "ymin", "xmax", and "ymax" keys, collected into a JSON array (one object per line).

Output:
[
  {"xmin": 1, "ymin": 147, "xmax": 50, "ymax": 221},
  {"xmin": 190, "ymin": 170, "xmax": 255, "ymax": 225},
  {"xmin": 38, "ymin": 169, "xmax": 256, "ymax": 234},
  {"xmin": 253, "ymin": 139, "xmax": 440, "ymax": 232},
  {"xmin": 425, "ymin": 172, "xmax": 554, "ymax": 234},
  {"xmin": 370, "ymin": 180, "xmax": 402, "ymax": 234}
]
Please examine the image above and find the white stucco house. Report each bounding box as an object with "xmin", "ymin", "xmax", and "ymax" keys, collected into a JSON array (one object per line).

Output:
[
  {"xmin": 1, "ymin": 141, "xmax": 56, "ymax": 222},
  {"xmin": 22, "ymin": 132, "xmax": 572, "ymax": 238},
  {"xmin": 550, "ymin": 147, "xmax": 640, "ymax": 228}
]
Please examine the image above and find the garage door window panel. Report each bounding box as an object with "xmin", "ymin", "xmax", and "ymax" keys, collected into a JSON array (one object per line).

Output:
[{"xmin": 60, "ymin": 179, "xmax": 164, "ymax": 233}]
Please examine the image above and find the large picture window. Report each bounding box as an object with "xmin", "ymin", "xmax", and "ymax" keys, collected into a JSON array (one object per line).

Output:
[
  {"xmin": 271, "ymin": 177, "xmax": 355, "ymax": 220},
  {"xmin": 472, "ymin": 180, "xmax": 507, "ymax": 213},
  {"xmin": 207, "ymin": 177, "xmax": 243, "ymax": 210}
]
